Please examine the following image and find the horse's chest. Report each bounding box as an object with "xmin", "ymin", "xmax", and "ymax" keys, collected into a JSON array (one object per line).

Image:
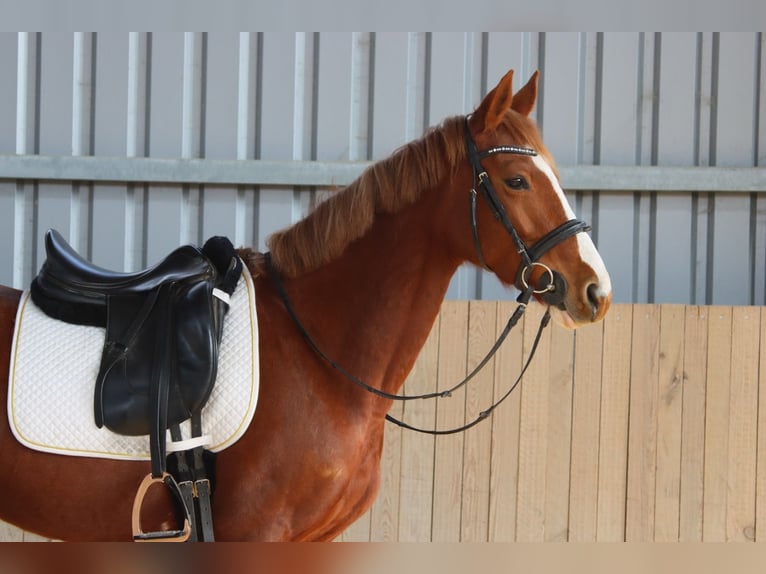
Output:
[{"xmin": 301, "ymin": 427, "xmax": 384, "ymax": 539}]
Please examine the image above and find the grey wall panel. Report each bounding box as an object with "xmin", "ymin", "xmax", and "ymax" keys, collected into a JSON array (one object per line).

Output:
[
  {"xmin": 594, "ymin": 34, "xmax": 642, "ymax": 304},
  {"xmin": 371, "ymin": 33, "xmax": 409, "ymax": 159},
  {"xmin": 201, "ymin": 33, "xmax": 243, "ymax": 243},
  {"xmin": 539, "ymin": 32, "xmax": 581, "ymax": 165},
  {"xmin": 653, "ymin": 34, "xmax": 697, "ymax": 303},
  {"xmin": 38, "ymin": 32, "xmax": 72, "ymax": 157},
  {"xmin": 90, "ymin": 35, "xmax": 129, "ymax": 270},
  {"xmin": 257, "ymin": 33, "xmax": 298, "ymax": 252},
  {"xmin": 710, "ymin": 34, "xmax": 759, "ymax": 304},
  {"xmin": 1, "ymin": 31, "xmax": 764, "ymax": 304}
]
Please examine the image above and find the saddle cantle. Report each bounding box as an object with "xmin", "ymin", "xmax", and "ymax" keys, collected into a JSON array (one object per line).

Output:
[{"xmin": 30, "ymin": 228, "xmax": 243, "ymax": 541}]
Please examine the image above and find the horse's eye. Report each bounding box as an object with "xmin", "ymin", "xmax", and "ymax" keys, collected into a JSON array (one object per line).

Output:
[{"xmin": 504, "ymin": 176, "xmax": 529, "ymax": 191}]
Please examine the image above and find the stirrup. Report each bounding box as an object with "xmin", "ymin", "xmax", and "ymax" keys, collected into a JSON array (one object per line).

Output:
[{"xmin": 131, "ymin": 472, "xmax": 192, "ymax": 542}]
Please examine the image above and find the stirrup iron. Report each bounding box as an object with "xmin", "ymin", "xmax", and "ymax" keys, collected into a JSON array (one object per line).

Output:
[{"xmin": 131, "ymin": 472, "xmax": 192, "ymax": 542}]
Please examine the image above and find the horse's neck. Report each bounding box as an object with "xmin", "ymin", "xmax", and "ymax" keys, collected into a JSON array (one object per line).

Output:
[{"xmin": 286, "ymin": 205, "xmax": 459, "ymax": 405}]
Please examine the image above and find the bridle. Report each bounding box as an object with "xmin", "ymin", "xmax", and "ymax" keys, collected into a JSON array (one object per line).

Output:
[
  {"xmin": 266, "ymin": 117, "xmax": 593, "ymax": 435},
  {"xmin": 464, "ymin": 117, "xmax": 591, "ymax": 308}
]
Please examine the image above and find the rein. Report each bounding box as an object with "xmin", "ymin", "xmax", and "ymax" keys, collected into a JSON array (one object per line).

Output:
[{"xmin": 266, "ymin": 118, "xmax": 592, "ymax": 435}]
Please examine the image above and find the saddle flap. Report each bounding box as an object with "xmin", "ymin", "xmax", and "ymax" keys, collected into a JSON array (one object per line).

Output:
[{"xmin": 95, "ymin": 279, "xmax": 222, "ymax": 436}]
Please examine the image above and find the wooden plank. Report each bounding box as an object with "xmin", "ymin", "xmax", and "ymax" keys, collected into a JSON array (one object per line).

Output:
[
  {"xmin": 396, "ymin": 313, "xmax": 440, "ymax": 542},
  {"xmin": 459, "ymin": 301, "xmax": 497, "ymax": 541},
  {"xmin": 757, "ymin": 307, "xmax": 766, "ymax": 542},
  {"xmin": 702, "ymin": 306, "xmax": 732, "ymax": 541},
  {"xmin": 725, "ymin": 306, "xmax": 759, "ymax": 541},
  {"xmin": 543, "ymin": 321, "xmax": 574, "ymax": 541},
  {"xmin": 431, "ymin": 301, "xmax": 469, "ymax": 542},
  {"xmin": 679, "ymin": 306, "xmax": 709, "ymax": 541},
  {"xmin": 625, "ymin": 304, "xmax": 661, "ymax": 541},
  {"xmin": 653, "ymin": 304, "xmax": 685, "ymax": 541},
  {"xmin": 596, "ymin": 303, "xmax": 633, "ymax": 541},
  {"xmin": 568, "ymin": 319, "xmax": 605, "ymax": 541},
  {"xmin": 515, "ymin": 303, "xmax": 552, "ymax": 541},
  {"xmin": 487, "ymin": 301, "xmax": 524, "ymax": 542}
]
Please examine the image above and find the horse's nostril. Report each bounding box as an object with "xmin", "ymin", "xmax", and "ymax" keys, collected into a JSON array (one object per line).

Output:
[{"xmin": 586, "ymin": 283, "xmax": 600, "ymax": 320}]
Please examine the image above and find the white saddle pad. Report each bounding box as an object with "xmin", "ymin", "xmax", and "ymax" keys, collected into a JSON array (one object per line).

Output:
[{"xmin": 7, "ymin": 262, "xmax": 259, "ymax": 460}]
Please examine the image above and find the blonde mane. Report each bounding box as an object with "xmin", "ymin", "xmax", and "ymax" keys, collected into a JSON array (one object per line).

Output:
[{"xmin": 266, "ymin": 116, "xmax": 467, "ymax": 278}]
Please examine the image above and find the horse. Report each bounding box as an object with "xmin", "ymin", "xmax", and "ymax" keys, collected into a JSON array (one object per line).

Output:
[{"xmin": 0, "ymin": 68, "xmax": 611, "ymax": 541}]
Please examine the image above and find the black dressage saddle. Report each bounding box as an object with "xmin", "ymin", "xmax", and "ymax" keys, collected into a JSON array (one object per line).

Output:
[{"xmin": 30, "ymin": 229, "xmax": 242, "ymax": 541}]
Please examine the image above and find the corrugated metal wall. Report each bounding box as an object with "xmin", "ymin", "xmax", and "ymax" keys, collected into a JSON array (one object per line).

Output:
[{"xmin": 1, "ymin": 32, "xmax": 764, "ymax": 304}]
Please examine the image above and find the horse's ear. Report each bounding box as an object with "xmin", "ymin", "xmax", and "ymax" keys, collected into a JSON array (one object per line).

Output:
[
  {"xmin": 472, "ymin": 69, "xmax": 515, "ymax": 133},
  {"xmin": 511, "ymin": 71, "xmax": 539, "ymax": 117}
]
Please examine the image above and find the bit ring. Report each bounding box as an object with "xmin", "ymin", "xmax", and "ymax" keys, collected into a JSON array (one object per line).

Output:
[{"xmin": 520, "ymin": 262, "xmax": 556, "ymax": 295}]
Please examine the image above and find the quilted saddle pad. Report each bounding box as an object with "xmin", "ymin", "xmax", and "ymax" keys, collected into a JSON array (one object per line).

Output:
[{"xmin": 7, "ymin": 262, "xmax": 259, "ymax": 460}]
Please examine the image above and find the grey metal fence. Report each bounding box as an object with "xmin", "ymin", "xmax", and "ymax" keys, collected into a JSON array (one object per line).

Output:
[{"xmin": 1, "ymin": 32, "xmax": 764, "ymax": 304}]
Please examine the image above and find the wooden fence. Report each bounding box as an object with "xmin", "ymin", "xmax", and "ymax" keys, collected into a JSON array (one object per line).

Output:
[
  {"xmin": 1, "ymin": 302, "xmax": 764, "ymax": 541},
  {"xmin": 340, "ymin": 301, "xmax": 766, "ymax": 542}
]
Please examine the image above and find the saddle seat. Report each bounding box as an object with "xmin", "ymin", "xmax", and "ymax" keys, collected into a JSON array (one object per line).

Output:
[{"xmin": 32, "ymin": 229, "xmax": 220, "ymax": 328}]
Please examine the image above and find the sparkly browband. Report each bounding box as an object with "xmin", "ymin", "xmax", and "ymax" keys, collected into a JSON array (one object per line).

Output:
[{"xmin": 478, "ymin": 145, "xmax": 537, "ymax": 158}]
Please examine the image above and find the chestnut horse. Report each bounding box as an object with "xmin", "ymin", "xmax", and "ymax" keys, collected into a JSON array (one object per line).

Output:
[{"xmin": 0, "ymin": 69, "xmax": 611, "ymax": 541}]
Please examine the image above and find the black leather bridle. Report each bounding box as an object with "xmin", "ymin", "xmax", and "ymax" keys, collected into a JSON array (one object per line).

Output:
[
  {"xmin": 266, "ymin": 118, "xmax": 594, "ymax": 435},
  {"xmin": 464, "ymin": 118, "xmax": 591, "ymax": 309}
]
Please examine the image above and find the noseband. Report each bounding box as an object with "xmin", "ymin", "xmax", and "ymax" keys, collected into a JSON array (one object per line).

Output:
[{"xmin": 464, "ymin": 118, "xmax": 590, "ymax": 307}]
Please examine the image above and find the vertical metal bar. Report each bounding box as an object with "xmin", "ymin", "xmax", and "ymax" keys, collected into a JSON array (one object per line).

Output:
[
  {"xmin": 632, "ymin": 33, "xmax": 657, "ymax": 303},
  {"xmin": 14, "ymin": 32, "xmax": 39, "ymax": 289},
  {"xmin": 235, "ymin": 32, "xmax": 256, "ymax": 248},
  {"xmin": 126, "ymin": 30, "xmax": 142, "ymax": 270},
  {"xmin": 70, "ymin": 32, "xmax": 94, "ymax": 257},
  {"xmin": 181, "ymin": 32, "xmax": 196, "ymax": 245},
  {"xmin": 576, "ymin": 33, "xmax": 600, "ymax": 244},
  {"xmin": 593, "ymin": 33, "xmax": 604, "ymax": 167},
  {"xmin": 349, "ymin": 32, "xmax": 374, "ymax": 161},
  {"xmin": 757, "ymin": 33, "xmax": 766, "ymax": 304},
  {"xmin": 536, "ymin": 32, "xmax": 546, "ymax": 130},
  {"xmin": 647, "ymin": 33, "xmax": 662, "ymax": 303},
  {"xmin": 691, "ymin": 33, "xmax": 714, "ymax": 303},
  {"xmin": 750, "ymin": 32, "xmax": 764, "ymax": 304},
  {"xmin": 125, "ymin": 32, "xmax": 150, "ymax": 271},
  {"xmin": 292, "ymin": 32, "xmax": 319, "ymax": 223},
  {"xmin": 293, "ymin": 32, "xmax": 309, "ymax": 161},
  {"xmin": 296, "ymin": 32, "xmax": 310, "ymax": 224},
  {"xmin": 463, "ymin": 32, "xmax": 485, "ymax": 299},
  {"xmin": 405, "ymin": 32, "xmax": 429, "ymax": 141},
  {"xmin": 181, "ymin": 32, "xmax": 204, "ymax": 245},
  {"xmin": 704, "ymin": 33, "xmax": 720, "ymax": 305}
]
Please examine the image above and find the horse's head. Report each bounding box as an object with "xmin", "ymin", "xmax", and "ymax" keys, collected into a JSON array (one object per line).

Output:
[{"xmin": 463, "ymin": 69, "xmax": 611, "ymax": 327}]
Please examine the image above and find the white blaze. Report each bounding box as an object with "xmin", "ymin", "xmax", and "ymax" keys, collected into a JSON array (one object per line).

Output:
[{"xmin": 530, "ymin": 154, "xmax": 612, "ymax": 298}]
